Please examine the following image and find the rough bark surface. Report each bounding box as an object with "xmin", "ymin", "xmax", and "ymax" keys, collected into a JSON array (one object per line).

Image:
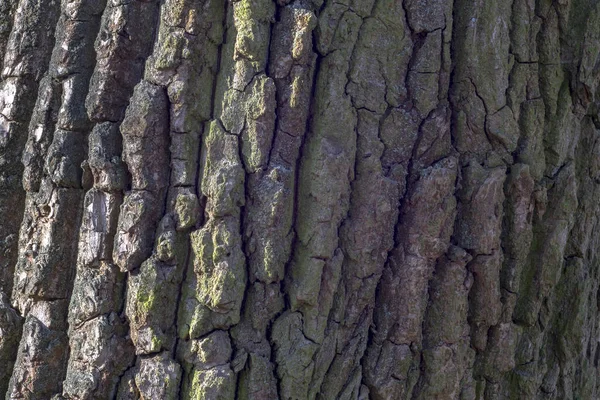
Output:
[{"xmin": 1, "ymin": 0, "xmax": 600, "ymax": 399}]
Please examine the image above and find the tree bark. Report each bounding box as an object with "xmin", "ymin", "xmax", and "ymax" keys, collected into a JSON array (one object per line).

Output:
[{"xmin": 1, "ymin": 0, "xmax": 600, "ymax": 399}]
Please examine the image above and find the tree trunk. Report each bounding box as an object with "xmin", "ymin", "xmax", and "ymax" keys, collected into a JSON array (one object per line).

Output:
[{"xmin": 1, "ymin": 0, "xmax": 600, "ymax": 398}]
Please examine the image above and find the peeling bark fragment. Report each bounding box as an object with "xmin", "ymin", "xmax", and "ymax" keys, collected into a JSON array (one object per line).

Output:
[
  {"xmin": 57, "ymin": 74, "xmax": 95, "ymax": 132},
  {"xmin": 380, "ymin": 107, "xmax": 420, "ymax": 173},
  {"xmin": 233, "ymin": 0, "xmax": 274, "ymax": 57},
  {"xmin": 346, "ymin": 1, "xmax": 412, "ymax": 113},
  {"xmin": 172, "ymin": 188, "xmax": 200, "ymax": 231},
  {"xmin": 411, "ymin": 106, "xmax": 452, "ymax": 173},
  {"xmin": 217, "ymin": 0, "xmax": 278, "ymax": 174},
  {"xmin": 507, "ymin": 63, "xmax": 540, "ymax": 122},
  {"xmin": 238, "ymin": 283, "xmax": 284, "ymax": 342},
  {"xmin": 423, "ymin": 246, "xmax": 472, "ymax": 347},
  {"xmin": 230, "ymin": 281, "xmax": 283, "ymax": 398},
  {"xmin": 478, "ymin": 322, "xmax": 518, "ymax": 382},
  {"xmin": 145, "ymin": 0, "xmax": 223, "ymax": 129},
  {"xmin": 49, "ymin": 1, "xmax": 105, "ymax": 78},
  {"xmin": 245, "ymin": 167, "xmax": 294, "ymax": 284},
  {"xmin": 179, "ymin": 330, "xmax": 231, "ymax": 368},
  {"xmin": 269, "ymin": 6, "xmax": 316, "ymax": 82},
  {"xmin": 230, "ymin": 0, "xmax": 275, "ymax": 88}
]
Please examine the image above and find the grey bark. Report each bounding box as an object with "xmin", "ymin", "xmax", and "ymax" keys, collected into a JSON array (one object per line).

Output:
[{"xmin": 1, "ymin": 0, "xmax": 600, "ymax": 399}]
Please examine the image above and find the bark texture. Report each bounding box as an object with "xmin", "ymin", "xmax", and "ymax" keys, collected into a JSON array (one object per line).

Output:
[{"xmin": 1, "ymin": 0, "xmax": 600, "ymax": 399}]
